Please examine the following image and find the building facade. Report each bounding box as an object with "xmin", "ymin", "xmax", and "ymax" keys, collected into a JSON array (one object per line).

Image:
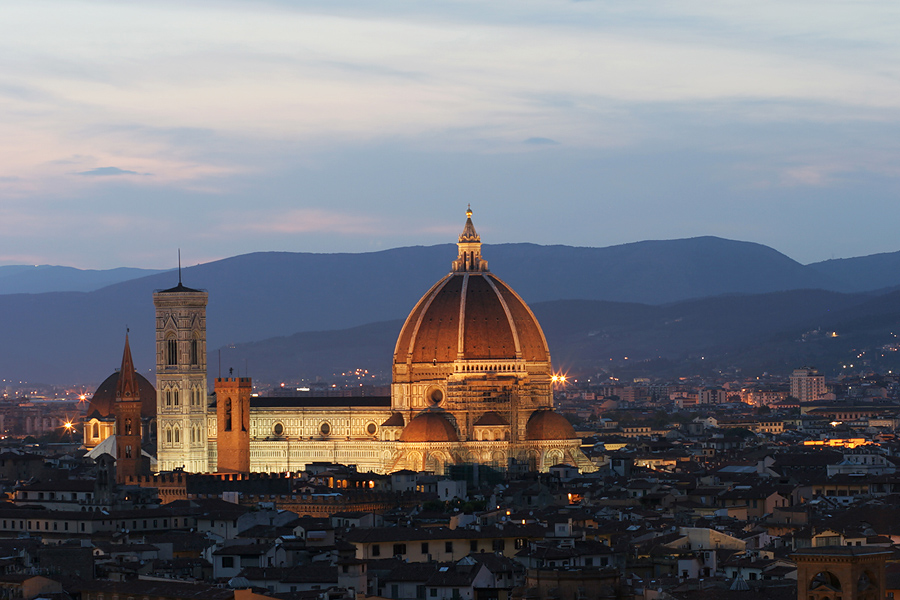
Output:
[
  {"xmin": 149, "ymin": 209, "xmax": 591, "ymax": 475},
  {"xmin": 154, "ymin": 280, "xmax": 210, "ymax": 473},
  {"xmin": 791, "ymin": 367, "xmax": 826, "ymax": 403}
]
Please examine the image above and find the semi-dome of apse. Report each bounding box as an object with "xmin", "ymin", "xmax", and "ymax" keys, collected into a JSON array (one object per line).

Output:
[
  {"xmin": 399, "ymin": 411, "xmax": 459, "ymax": 443},
  {"xmin": 524, "ymin": 410, "xmax": 577, "ymax": 440}
]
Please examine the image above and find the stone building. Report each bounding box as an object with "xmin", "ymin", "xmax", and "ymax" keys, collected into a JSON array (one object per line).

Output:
[{"xmin": 107, "ymin": 209, "xmax": 591, "ymax": 475}]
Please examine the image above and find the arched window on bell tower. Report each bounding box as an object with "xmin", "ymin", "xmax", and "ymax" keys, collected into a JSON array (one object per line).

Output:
[
  {"xmin": 166, "ymin": 336, "xmax": 178, "ymax": 366},
  {"xmin": 190, "ymin": 334, "xmax": 199, "ymax": 366}
]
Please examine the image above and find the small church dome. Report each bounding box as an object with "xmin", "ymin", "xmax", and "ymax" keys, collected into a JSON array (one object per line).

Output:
[
  {"xmin": 400, "ymin": 412, "xmax": 459, "ymax": 443},
  {"xmin": 87, "ymin": 370, "xmax": 156, "ymax": 419},
  {"xmin": 524, "ymin": 410, "xmax": 576, "ymax": 440}
]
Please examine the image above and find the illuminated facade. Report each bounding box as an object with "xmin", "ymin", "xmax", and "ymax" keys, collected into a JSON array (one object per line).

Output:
[
  {"xmin": 791, "ymin": 367, "xmax": 826, "ymax": 403},
  {"xmin": 151, "ymin": 209, "xmax": 592, "ymax": 475},
  {"xmin": 153, "ymin": 280, "xmax": 210, "ymax": 473}
]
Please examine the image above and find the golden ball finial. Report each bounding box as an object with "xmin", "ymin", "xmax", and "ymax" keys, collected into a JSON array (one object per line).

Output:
[{"xmin": 466, "ymin": 204, "xmax": 472, "ymax": 218}]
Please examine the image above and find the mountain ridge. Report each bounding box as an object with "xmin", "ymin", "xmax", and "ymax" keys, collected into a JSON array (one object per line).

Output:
[{"xmin": 3, "ymin": 237, "xmax": 900, "ymax": 384}]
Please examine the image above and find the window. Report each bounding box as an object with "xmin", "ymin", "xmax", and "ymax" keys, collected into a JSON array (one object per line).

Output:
[
  {"xmin": 470, "ymin": 540, "xmax": 478, "ymax": 552},
  {"xmin": 492, "ymin": 539, "xmax": 505, "ymax": 552},
  {"xmin": 371, "ymin": 545, "xmax": 380, "ymax": 557},
  {"xmin": 393, "ymin": 544, "xmax": 407, "ymax": 556},
  {"xmin": 392, "ymin": 585, "xmax": 399, "ymax": 598},
  {"xmin": 222, "ymin": 556, "xmax": 234, "ymax": 568},
  {"xmin": 174, "ymin": 427, "xmax": 180, "ymax": 443},
  {"xmin": 430, "ymin": 590, "xmax": 437, "ymax": 598},
  {"xmin": 166, "ymin": 428, "xmax": 172, "ymax": 444},
  {"xmin": 421, "ymin": 542, "xmax": 429, "ymax": 554},
  {"xmin": 166, "ymin": 390, "xmax": 172, "ymax": 407},
  {"xmin": 445, "ymin": 541, "xmax": 453, "ymax": 553},
  {"xmin": 173, "ymin": 389, "xmax": 179, "ymax": 406},
  {"xmin": 125, "ymin": 445, "xmax": 132, "ymax": 459},
  {"xmin": 190, "ymin": 338, "xmax": 199, "ymax": 365},
  {"xmin": 515, "ymin": 538, "xmax": 526, "ymax": 549},
  {"xmin": 167, "ymin": 338, "xmax": 177, "ymax": 366},
  {"xmin": 92, "ymin": 423, "xmax": 99, "ymax": 438},
  {"xmin": 416, "ymin": 585, "xmax": 426, "ymax": 599},
  {"xmin": 124, "ymin": 418, "xmax": 132, "ymax": 435}
]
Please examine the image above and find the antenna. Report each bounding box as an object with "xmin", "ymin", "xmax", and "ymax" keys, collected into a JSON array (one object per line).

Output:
[{"xmin": 178, "ymin": 249, "xmax": 182, "ymax": 284}]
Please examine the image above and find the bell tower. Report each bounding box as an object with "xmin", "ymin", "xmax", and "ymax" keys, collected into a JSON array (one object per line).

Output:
[
  {"xmin": 115, "ymin": 333, "xmax": 145, "ymax": 482},
  {"xmin": 153, "ymin": 272, "xmax": 209, "ymax": 473},
  {"xmin": 215, "ymin": 376, "xmax": 251, "ymax": 473}
]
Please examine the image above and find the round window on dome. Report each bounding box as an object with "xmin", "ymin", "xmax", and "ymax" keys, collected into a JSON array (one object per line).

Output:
[
  {"xmin": 320, "ymin": 422, "xmax": 331, "ymax": 436},
  {"xmin": 272, "ymin": 422, "xmax": 284, "ymax": 436},
  {"xmin": 426, "ymin": 386, "xmax": 444, "ymax": 405},
  {"xmin": 366, "ymin": 422, "xmax": 377, "ymax": 436}
]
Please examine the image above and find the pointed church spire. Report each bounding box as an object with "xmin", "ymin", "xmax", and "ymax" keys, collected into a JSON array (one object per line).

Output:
[
  {"xmin": 116, "ymin": 332, "xmax": 140, "ymax": 401},
  {"xmin": 452, "ymin": 206, "xmax": 488, "ymax": 272},
  {"xmin": 459, "ymin": 204, "xmax": 479, "ymax": 243}
]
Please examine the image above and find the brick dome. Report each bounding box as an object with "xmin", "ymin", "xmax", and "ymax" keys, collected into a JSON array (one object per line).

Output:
[
  {"xmin": 524, "ymin": 410, "xmax": 576, "ymax": 440},
  {"xmin": 399, "ymin": 412, "xmax": 459, "ymax": 443},
  {"xmin": 394, "ymin": 272, "xmax": 550, "ymax": 366},
  {"xmin": 393, "ymin": 209, "xmax": 550, "ymax": 369},
  {"xmin": 87, "ymin": 370, "xmax": 157, "ymax": 419}
]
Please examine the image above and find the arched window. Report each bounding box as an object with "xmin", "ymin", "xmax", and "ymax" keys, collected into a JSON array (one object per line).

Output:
[
  {"xmin": 125, "ymin": 445, "xmax": 132, "ymax": 459},
  {"xmin": 190, "ymin": 336, "xmax": 199, "ymax": 366},
  {"xmin": 165, "ymin": 389, "xmax": 172, "ymax": 407},
  {"xmin": 174, "ymin": 427, "xmax": 180, "ymax": 443},
  {"xmin": 166, "ymin": 428, "xmax": 172, "ymax": 444},
  {"xmin": 124, "ymin": 418, "xmax": 132, "ymax": 435},
  {"xmin": 166, "ymin": 337, "xmax": 178, "ymax": 366},
  {"xmin": 173, "ymin": 389, "xmax": 180, "ymax": 406},
  {"xmin": 92, "ymin": 422, "xmax": 99, "ymax": 439}
]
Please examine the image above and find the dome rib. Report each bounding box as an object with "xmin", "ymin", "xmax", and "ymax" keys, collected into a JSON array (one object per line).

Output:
[
  {"xmin": 483, "ymin": 274, "xmax": 522, "ymax": 359},
  {"xmin": 393, "ymin": 274, "xmax": 453, "ymax": 364},
  {"xmin": 456, "ymin": 274, "xmax": 468, "ymax": 359}
]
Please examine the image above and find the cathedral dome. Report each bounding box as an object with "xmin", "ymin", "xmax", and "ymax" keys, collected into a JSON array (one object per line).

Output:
[
  {"xmin": 393, "ymin": 208, "xmax": 550, "ymax": 368},
  {"xmin": 87, "ymin": 370, "xmax": 156, "ymax": 419},
  {"xmin": 400, "ymin": 412, "xmax": 459, "ymax": 443},
  {"xmin": 524, "ymin": 410, "xmax": 576, "ymax": 440}
]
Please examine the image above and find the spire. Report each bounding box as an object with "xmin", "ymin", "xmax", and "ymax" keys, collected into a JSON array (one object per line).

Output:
[
  {"xmin": 459, "ymin": 204, "xmax": 479, "ymax": 243},
  {"xmin": 452, "ymin": 206, "xmax": 488, "ymax": 272},
  {"xmin": 116, "ymin": 332, "xmax": 140, "ymax": 402}
]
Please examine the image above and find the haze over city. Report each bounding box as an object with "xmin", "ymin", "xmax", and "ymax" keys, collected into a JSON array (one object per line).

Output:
[{"xmin": 2, "ymin": 1, "xmax": 899, "ymax": 268}]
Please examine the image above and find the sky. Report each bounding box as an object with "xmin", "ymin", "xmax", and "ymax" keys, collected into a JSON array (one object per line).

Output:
[{"xmin": 1, "ymin": 0, "xmax": 899, "ymax": 268}]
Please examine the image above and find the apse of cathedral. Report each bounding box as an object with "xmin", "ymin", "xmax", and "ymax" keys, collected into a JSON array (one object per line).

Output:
[{"xmin": 92, "ymin": 209, "xmax": 593, "ymax": 475}]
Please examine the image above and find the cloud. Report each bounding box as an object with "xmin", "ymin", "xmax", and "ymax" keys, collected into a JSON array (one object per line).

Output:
[
  {"xmin": 523, "ymin": 137, "xmax": 559, "ymax": 145},
  {"xmin": 75, "ymin": 167, "xmax": 142, "ymax": 177}
]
